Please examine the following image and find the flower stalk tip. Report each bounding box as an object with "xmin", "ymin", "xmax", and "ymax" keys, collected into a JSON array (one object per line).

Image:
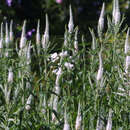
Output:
[{"xmin": 68, "ymin": 5, "xmax": 74, "ymax": 33}]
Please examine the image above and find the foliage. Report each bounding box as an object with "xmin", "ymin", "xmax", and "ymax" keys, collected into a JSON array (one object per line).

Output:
[{"xmin": 0, "ymin": 1, "xmax": 129, "ymax": 129}]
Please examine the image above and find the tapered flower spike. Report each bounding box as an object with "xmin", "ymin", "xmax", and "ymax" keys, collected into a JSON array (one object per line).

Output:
[
  {"xmin": 63, "ymin": 109, "xmax": 70, "ymax": 130},
  {"xmin": 5, "ymin": 22, "xmax": 9, "ymax": 47},
  {"xmin": 42, "ymin": 14, "xmax": 49, "ymax": 49},
  {"xmin": 52, "ymin": 96, "xmax": 58, "ymax": 121},
  {"xmin": 68, "ymin": 5, "xmax": 74, "ymax": 33},
  {"xmin": 112, "ymin": 0, "xmax": 116, "ymax": 21},
  {"xmin": 125, "ymin": 56, "xmax": 130, "ymax": 74},
  {"xmin": 25, "ymin": 94, "xmax": 33, "ymax": 110},
  {"xmin": 106, "ymin": 109, "xmax": 113, "ymax": 130},
  {"xmin": 36, "ymin": 20, "xmax": 40, "ymax": 45},
  {"xmin": 8, "ymin": 67, "xmax": 13, "ymax": 84},
  {"xmin": 20, "ymin": 20, "xmax": 27, "ymax": 49},
  {"xmin": 52, "ymin": 67, "xmax": 62, "ymax": 122},
  {"xmin": 98, "ymin": 3, "xmax": 105, "ymax": 33},
  {"xmin": 26, "ymin": 42, "xmax": 31, "ymax": 65},
  {"xmin": 125, "ymin": 28, "xmax": 130, "ymax": 54},
  {"xmin": 41, "ymin": 96, "xmax": 46, "ymax": 114},
  {"xmin": 0, "ymin": 23, "xmax": 3, "ymax": 49},
  {"xmin": 112, "ymin": 0, "xmax": 120, "ymax": 25},
  {"xmin": 9, "ymin": 20, "xmax": 13, "ymax": 42},
  {"xmin": 64, "ymin": 30, "xmax": 68, "ymax": 47},
  {"xmin": 75, "ymin": 102, "xmax": 82, "ymax": 130},
  {"xmin": 96, "ymin": 50, "xmax": 103, "ymax": 81},
  {"xmin": 55, "ymin": 67, "xmax": 62, "ymax": 88},
  {"xmin": 74, "ymin": 27, "xmax": 78, "ymax": 53},
  {"xmin": 90, "ymin": 29, "xmax": 96, "ymax": 50}
]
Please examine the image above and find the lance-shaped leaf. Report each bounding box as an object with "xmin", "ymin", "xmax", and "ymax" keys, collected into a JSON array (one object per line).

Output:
[
  {"xmin": 75, "ymin": 102, "xmax": 82, "ymax": 130},
  {"xmin": 68, "ymin": 5, "xmax": 74, "ymax": 33},
  {"xmin": 63, "ymin": 109, "xmax": 70, "ymax": 130},
  {"xmin": 5, "ymin": 22, "xmax": 9, "ymax": 47},
  {"xmin": 20, "ymin": 20, "xmax": 27, "ymax": 49},
  {"xmin": 96, "ymin": 50, "xmax": 103, "ymax": 81},
  {"xmin": 106, "ymin": 109, "xmax": 113, "ymax": 130},
  {"xmin": 36, "ymin": 20, "xmax": 40, "ymax": 45},
  {"xmin": 125, "ymin": 28, "xmax": 130, "ymax": 54},
  {"xmin": 9, "ymin": 20, "xmax": 13, "ymax": 42},
  {"xmin": 98, "ymin": 3, "xmax": 105, "ymax": 34},
  {"xmin": 42, "ymin": 14, "xmax": 49, "ymax": 50}
]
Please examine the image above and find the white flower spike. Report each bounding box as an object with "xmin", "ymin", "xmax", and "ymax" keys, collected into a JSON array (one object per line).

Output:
[
  {"xmin": 74, "ymin": 28, "xmax": 78, "ymax": 53},
  {"xmin": 98, "ymin": 3, "xmax": 105, "ymax": 33},
  {"xmin": 125, "ymin": 28, "xmax": 130, "ymax": 54},
  {"xmin": 8, "ymin": 67, "xmax": 13, "ymax": 83},
  {"xmin": 9, "ymin": 20, "xmax": 13, "ymax": 42},
  {"xmin": 113, "ymin": 0, "xmax": 120, "ymax": 25},
  {"xmin": 42, "ymin": 14, "xmax": 49, "ymax": 49},
  {"xmin": 25, "ymin": 94, "xmax": 33, "ymax": 110},
  {"xmin": 125, "ymin": 56, "xmax": 130, "ymax": 74},
  {"xmin": 36, "ymin": 20, "xmax": 40, "ymax": 45},
  {"xmin": 0, "ymin": 23, "xmax": 3, "ymax": 49},
  {"xmin": 75, "ymin": 102, "xmax": 82, "ymax": 130},
  {"xmin": 106, "ymin": 109, "xmax": 113, "ymax": 130},
  {"xmin": 5, "ymin": 22, "xmax": 9, "ymax": 47},
  {"xmin": 63, "ymin": 109, "xmax": 70, "ymax": 130},
  {"xmin": 26, "ymin": 42, "xmax": 31, "ymax": 65},
  {"xmin": 90, "ymin": 29, "xmax": 96, "ymax": 50},
  {"xmin": 97, "ymin": 50, "xmax": 103, "ymax": 81},
  {"xmin": 20, "ymin": 20, "xmax": 27, "ymax": 49},
  {"xmin": 68, "ymin": 5, "xmax": 74, "ymax": 33}
]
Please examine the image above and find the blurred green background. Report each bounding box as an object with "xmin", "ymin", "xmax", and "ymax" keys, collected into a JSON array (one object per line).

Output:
[{"xmin": 0, "ymin": 0, "xmax": 130, "ymax": 38}]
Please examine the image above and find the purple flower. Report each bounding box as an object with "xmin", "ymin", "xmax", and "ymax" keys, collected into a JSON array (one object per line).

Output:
[
  {"xmin": 26, "ymin": 29, "xmax": 35, "ymax": 39},
  {"xmin": 6, "ymin": 0, "xmax": 12, "ymax": 7},
  {"xmin": 56, "ymin": 0, "xmax": 62, "ymax": 4}
]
